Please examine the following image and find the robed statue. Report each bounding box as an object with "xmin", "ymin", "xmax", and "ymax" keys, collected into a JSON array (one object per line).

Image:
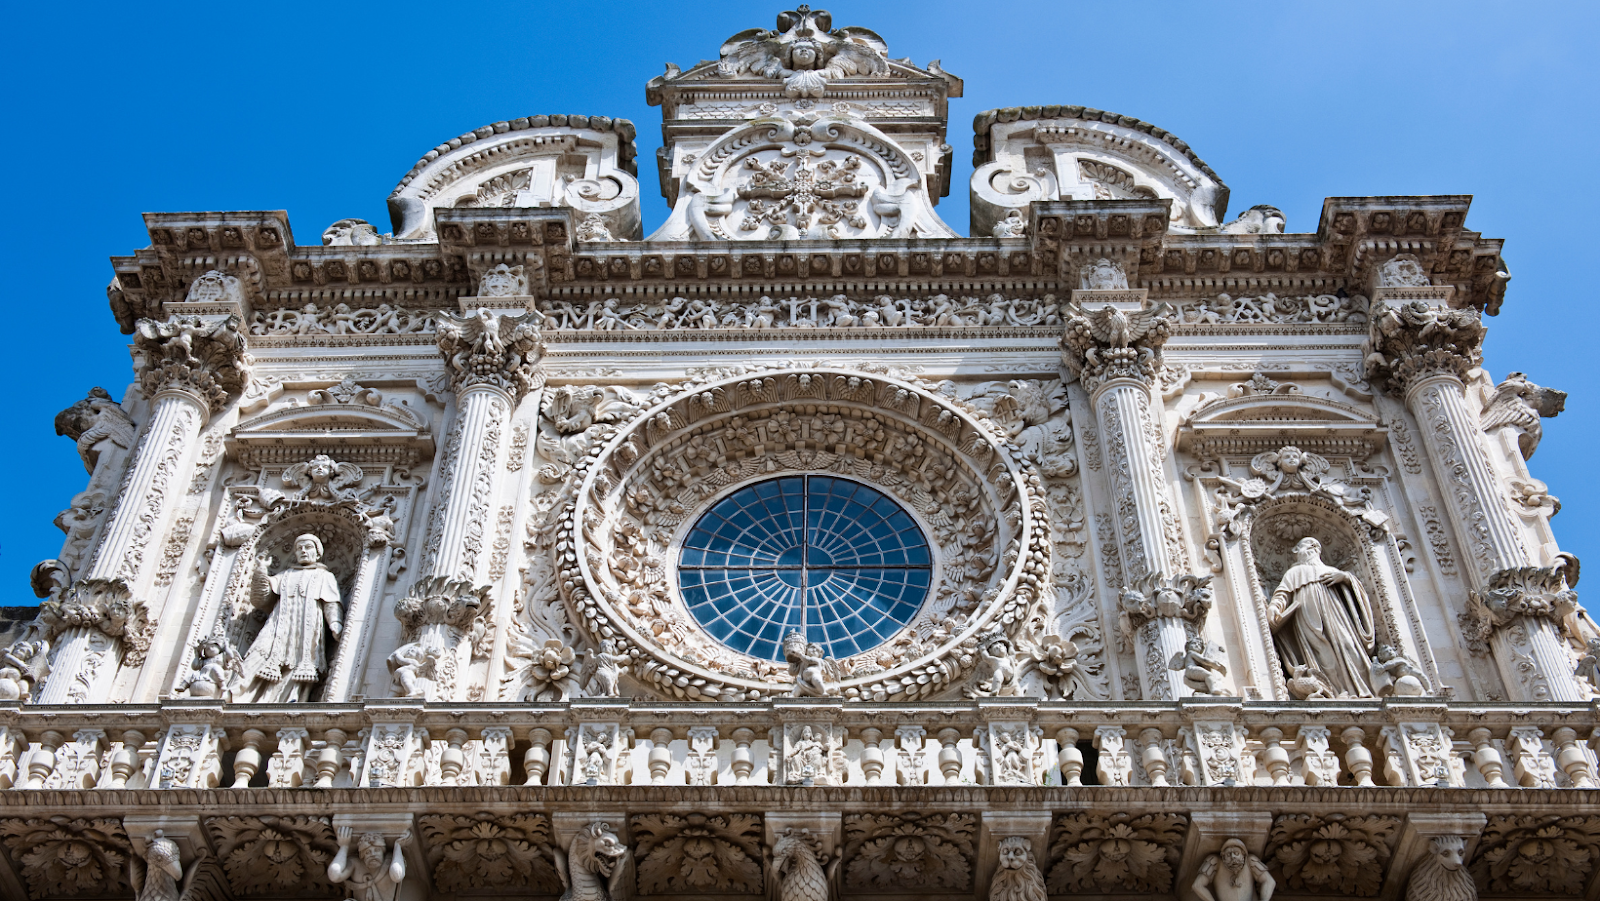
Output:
[
  {"xmin": 232, "ymin": 533, "xmax": 344, "ymax": 703},
  {"xmin": 1268, "ymin": 537, "xmax": 1376, "ymax": 698}
]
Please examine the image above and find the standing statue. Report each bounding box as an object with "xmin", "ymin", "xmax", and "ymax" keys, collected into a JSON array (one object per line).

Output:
[
  {"xmin": 233, "ymin": 534, "xmax": 344, "ymax": 703},
  {"xmin": 989, "ymin": 836, "xmax": 1047, "ymax": 901},
  {"xmin": 1193, "ymin": 838, "xmax": 1274, "ymax": 901},
  {"xmin": 1268, "ymin": 538, "xmax": 1377, "ymax": 698},
  {"xmin": 130, "ymin": 829, "xmax": 183, "ymax": 901},
  {"xmin": 328, "ymin": 828, "xmax": 410, "ymax": 901},
  {"xmin": 553, "ymin": 821, "xmax": 629, "ymax": 901},
  {"xmin": 767, "ymin": 828, "xmax": 837, "ymax": 901},
  {"xmin": 1404, "ymin": 835, "xmax": 1476, "ymax": 901}
]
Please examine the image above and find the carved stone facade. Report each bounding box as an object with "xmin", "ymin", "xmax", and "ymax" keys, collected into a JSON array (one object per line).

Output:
[{"xmin": 4, "ymin": 8, "xmax": 1581, "ymax": 901}]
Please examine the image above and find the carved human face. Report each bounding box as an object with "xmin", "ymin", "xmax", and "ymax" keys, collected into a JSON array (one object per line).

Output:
[
  {"xmin": 1186, "ymin": 637, "xmax": 1204, "ymax": 654},
  {"xmin": 1278, "ymin": 448, "xmax": 1303, "ymax": 471},
  {"xmin": 358, "ymin": 834, "xmax": 385, "ymax": 869},
  {"xmin": 1222, "ymin": 845, "xmax": 1245, "ymax": 872},
  {"xmin": 790, "ymin": 40, "xmax": 819, "ymax": 68},
  {"xmin": 997, "ymin": 837, "xmax": 1031, "ymax": 870},
  {"xmin": 1293, "ymin": 537, "xmax": 1321, "ymax": 563},
  {"xmin": 293, "ymin": 536, "xmax": 321, "ymax": 565}
]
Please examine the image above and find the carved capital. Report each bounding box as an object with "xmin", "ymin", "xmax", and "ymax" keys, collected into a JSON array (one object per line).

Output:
[
  {"xmin": 1060, "ymin": 300, "xmax": 1174, "ymax": 391},
  {"xmin": 37, "ymin": 577, "xmax": 137, "ymax": 641},
  {"xmin": 1363, "ymin": 299, "xmax": 1485, "ymax": 396},
  {"xmin": 435, "ymin": 308, "xmax": 546, "ymax": 399},
  {"xmin": 133, "ymin": 313, "xmax": 252, "ymax": 414},
  {"xmin": 395, "ymin": 576, "xmax": 489, "ymax": 635},
  {"xmin": 1119, "ymin": 572, "xmax": 1213, "ymax": 631},
  {"xmin": 1464, "ymin": 562, "xmax": 1579, "ymax": 639}
]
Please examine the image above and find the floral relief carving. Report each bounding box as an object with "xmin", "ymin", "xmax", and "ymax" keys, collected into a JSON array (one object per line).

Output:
[
  {"xmin": 842, "ymin": 812, "xmax": 975, "ymax": 891},
  {"xmin": 205, "ymin": 814, "xmax": 340, "ymax": 897},
  {"xmin": 416, "ymin": 812, "xmax": 561, "ymax": 893},
  {"xmin": 0, "ymin": 816, "xmax": 133, "ymax": 899},
  {"xmin": 538, "ymin": 293, "xmax": 1061, "ymax": 331},
  {"xmin": 1046, "ymin": 812, "xmax": 1188, "ymax": 894},
  {"xmin": 631, "ymin": 812, "xmax": 764, "ymax": 895},
  {"xmin": 1472, "ymin": 815, "xmax": 1600, "ymax": 896},
  {"xmin": 1265, "ymin": 814, "xmax": 1399, "ymax": 896}
]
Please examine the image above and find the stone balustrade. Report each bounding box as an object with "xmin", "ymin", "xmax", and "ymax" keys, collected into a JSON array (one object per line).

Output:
[{"xmin": 0, "ymin": 699, "xmax": 1594, "ymax": 793}]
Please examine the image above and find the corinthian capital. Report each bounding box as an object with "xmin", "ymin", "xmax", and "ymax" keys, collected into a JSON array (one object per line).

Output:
[
  {"xmin": 435, "ymin": 308, "xmax": 545, "ymax": 399},
  {"xmin": 1363, "ymin": 300, "xmax": 1485, "ymax": 396},
  {"xmin": 1060, "ymin": 300, "xmax": 1174, "ymax": 392},
  {"xmin": 36, "ymin": 577, "xmax": 152, "ymax": 653},
  {"xmin": 1463, "ymin": 560, "xmax": 1579, "ymax": 640},
  {"xmin": 133, "ymin": 314, "xmax": 252, "ymax": 413},
  {"xmin": 395, "ymin": 576, "xmax": 490, "ymax": 635}
]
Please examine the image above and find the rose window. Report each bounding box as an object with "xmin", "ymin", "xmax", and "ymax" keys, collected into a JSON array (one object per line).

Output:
[{"xmin": 678, "ymin": 476, "xmax": 932, "ymax": 661}]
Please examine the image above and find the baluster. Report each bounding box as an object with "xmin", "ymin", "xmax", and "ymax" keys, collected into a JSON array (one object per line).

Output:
[
  {"xmin": 648, "ymin": 729, "xmax": 674, "ymax": 785},
  {"xmin": 730, "ymin": 728, "xmax": 756, "ymax": 785},
  {"xmin": 231, "ymin": 729, "xmax": 266, "ymax": 789},
  {"xmin": 1468, "ymin": 727, "xmax": 1510, "ymax": 787},
  {"xmin": 314, "ymin": 728, "xmax": 346, "ymax": 789},
  {"xmin": 937, "ymin": 728, "xmax": 964, "ymax": 785},
  {"xmin": 1340, "ymin": 726, "xmax": 1375, "ymax": 787},
  {"xmin": 1554, "ymin": 727, "xmax": 1594, "ymax": 788},
  {"xmin": 107, "ymin": 730, "xmax": 146, "ymax": 790},
  {"xmin": 25, "ymin": 731, "xmax": 63, "ymax": 790},
  {"xmin": 439, "ymin": 729, "xmax": 468, "ymax": 786},
  {"xmin": 523, "ymin": 728, "xmax": 552, "ymax": 786},
  {"xmin": 1259, "ymin": 727, "xmax": 1291, "ymax": 786},
  {"xmin": 1055, "ymin": 728, "xmax": 1083, "ymax": 786},
  {"xmin": 859, "ymin": 728, "xmax": 884, "ymax": 785},
  {"xmin": 1139, "ymin": 728, "xmax": 1170, "ymax": 787}
]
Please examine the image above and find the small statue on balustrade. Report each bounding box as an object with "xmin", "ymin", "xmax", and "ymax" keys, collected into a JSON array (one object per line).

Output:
[
  {"xmin": 1268, "ymin": 537, "xmax": 1377, "ymax": 698},
  {"xmin": 784, "ymin": 630, "xmax": 841, "ymax": 698},
  {"xmin": 1170, "ymin": 636, "xmax": 1229, "ymax": 696},
  {"xmin": 232, "ymin": 533, "xmax": 345, "ymax": 703},
  {"xmin": 175, "ymin": 637, "xmax": 238, "ymax": 700}
]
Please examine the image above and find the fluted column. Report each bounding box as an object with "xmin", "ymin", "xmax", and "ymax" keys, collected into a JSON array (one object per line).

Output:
[
  {"xmin": 392, "ymin": 308, "xmax": 544, "ymax": 700},
  {"xmin": 36, "ymin": 314, "xmax": 249, "ymax": 704},
  {"xmin": 1063, "ymin": 297, "xmax": 1208, "ymax": 699},
  {"xmin": 1368, "ymin": 293, "xmax": 1583, "ymax": 701}
]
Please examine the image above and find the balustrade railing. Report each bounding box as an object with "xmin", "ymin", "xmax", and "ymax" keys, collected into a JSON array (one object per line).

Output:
[{"xmin": 0, "ymin": 699, "xmax": 1593, "ymax": 792}]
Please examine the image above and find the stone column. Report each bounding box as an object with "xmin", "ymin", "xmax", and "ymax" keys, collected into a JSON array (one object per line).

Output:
[
  {"xmin": 1367, "ymin": 283, "xmax": 1584, "ymax": 701},
  {"xmin": 34, "ymin": 314, "xmax": 248, "ymax": 704},
  {"xmin": 392, "ymin": 307, "xmax": 544, "ymax": 700},
  {"xmin": 1062, "ymin": 293, "xmax": 1206, "ymax": 699}
]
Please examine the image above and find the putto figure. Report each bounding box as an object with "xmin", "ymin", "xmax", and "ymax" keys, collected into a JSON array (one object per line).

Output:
[
  {"xmin": 233, "ymin": 533, "xmax": 344, "ymax": 703},
  {"xmin": 1193, "ymin": 838, "xmax": 1274, "ymax": 901},
  {"xmin": 1268, "ymin": 538, "xmax": 1376, "ymax": 698},
  {"xmin": 784, "ymin": 630, "xmax": 841, "ymax": 697}
]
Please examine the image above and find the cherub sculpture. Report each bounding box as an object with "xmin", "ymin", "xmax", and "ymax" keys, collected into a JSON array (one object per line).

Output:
[
  {"xmin": 175, "ymin": 637, "xmax": 237, "ymax": 700},
  {"xmin": 715, "ymin": 7, "xmax": 890, "ymax": 98},
  {"xmin": 1170, "ymin": 636, "xmax": 1228, "ymax": 696},
  {"xmin": 784, "ymin": 630, "xmax": 841, "ymax": 697}
]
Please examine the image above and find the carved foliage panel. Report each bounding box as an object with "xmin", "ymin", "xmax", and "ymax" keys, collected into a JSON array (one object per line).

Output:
[
  {"xmin": 204, "ymin": 814, "xmax": 341, "ymax": 898},
  {"xmin": 842, "ymin": 812, "xmax": 976, "ymax": 891},
  {"xmin": 0, "ymin": 816, "xmax": 134, "ymax": 900},
  {"xmin": 1472, "ymin": 815, "xmax": 1600, "ymax": 896},
  {"xmin": 632, "ymin": 812, "xmax": 763, "ymax": 895},
  {"xmin": 417, "ymin": 812, "xmax": 562, "ymax": 893},
  {"xmin": 1264, "ymin": 814, "xmax": 1400, "ymax": 896},
  {"xmin": 1046, "ymin": 812, "xmax": 1189, "ymax": 894}
]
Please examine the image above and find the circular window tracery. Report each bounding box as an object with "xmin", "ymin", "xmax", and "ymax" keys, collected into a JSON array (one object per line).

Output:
[{"xmin": 679, "ymin": 476, "xmax": 932, "ymax": 661}]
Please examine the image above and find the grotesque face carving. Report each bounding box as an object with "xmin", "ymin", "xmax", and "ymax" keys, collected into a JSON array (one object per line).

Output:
[{"xmin": 997, "ymin": 836, "xmax": 1032, "ymax": 870}]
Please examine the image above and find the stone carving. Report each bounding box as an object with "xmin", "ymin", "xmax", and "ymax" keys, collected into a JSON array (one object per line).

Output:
[
  {"xmin": 780, "ymin": 724, "xmax": 841, "ymax": 785},
  {"xmin": 322, "ymin": 218, "xmax": 384, "ymax": 246},
  {"xmin": 0, "ymin": 816, "xmax": 134, "ymax": 899},
  {"xmin": 992, "ymin": 209, "xmax": 1028, "ymax": 238},
  {"xmin": 507, "ymin": 636, "xmax": 579, "ymax": 702},
  {"xmin": 328, "ymin": 827, "xmax": 410, "ymax": 901},
  {"xmin": 1370, "ymin": 644, "xmax": 1430, "ymax": 697},
  {"xmin": 416, "ymin": 813, "xmax": 560, "ymax": 893},
  {"xmin": 577, "ymin": 214, "xmax": 618, "ymax": 242},
  {"xmin": 1194, "ymin": 839, "xmax": 1274, "ymax": 901},
  {"xmin": 1046, "ymin": 812, "xmax": 1188, "ymax": 893},
  {"xmin": 55, "ymin": 386, "xmax": 135, "ymax": 475},
  {"xmin": 569, "ymin": 724, "xmax": 631, "ymax": 785},
  {"xmin": 1265, "ymin": 814, "xmax": 1398, "ymax": 896},
  {"xmin": 1079, "ymin": 258, "xmax": 1129, "ymax": 290},
  {"xmin": 1268, "ymin": 538, "xmax": 1377, "ymax": 698},
  {"xmin": 389, "ymin": 578, "xmax": 489, "ymax": 701},
  {"xmin": 582, "ymin": 638, "xmax": 630, "ymax": 698},
  {"xmin": 1214, "ymin": 447, "xmax": 1388, "ymax": 532},
  {"xmin": 978, "ymin": 723, "xmax": 1044, "ymax": 785},
  {"xmin": 716, "ymin": 8, "xmax": 889, "ymax": 98},
  {"xmin": 785, "ymin": 631, "xmax": 842, "ymax": 697},
  {"xmin": 842, "ymin": 813, "xmax": 974, "ymax": 891},
  {"xmin": 130, "ymin": 829, "xmax": 183, "ymax": 901},
  {"xmin": 1405, "ymin": 835, "xmax": 1475, "ymax": 901},
  {"xmin": 134, "ymin": 314, "xmax": 252, "ymax": 412},
  {"xmin": 477, "ymin": 263, "xmax": 530, "ymax": 297},
  {"xmin": 232, "ymin": 533, "xmax": 344, "ymax": 703},
  {"xmin": 967, "ymin": 631, "xmax": 1022, "ymax": 697},
  {"xmin": 990, "ymin": 836, "xmax": 1047, "ymax": 901},
  {"xmin": 1481, "ymin": 371, "xmax": 1566, "ymax": 459},
  {"xmin": 1462, "ymin": 563, "xmax": 1579, "ymax": 654},
  {"xmin": 554, "ymin": 822, "xmax": 629, "ymax": 901},
  {"xmin": 250, "ymin": 305, "xmax": 436, "ymax": 337},
  {"xmin": 1364, "ymin": 301, "xmax": 1484, "ymax": 393},
  {"xmin": 175, "ymin": 636, "xmax": 239, "ymax": 700},
  {"xmin": 0, "ymin": 633, "xmax": 49, "ymax": 703},
  {"xmin": 207, "ymin": 814, "xmax": 340, "ymax": 897},
  {"xmin": 1219, "ymin": 204, "xmax": 1287, "ymax": 234},
  {"xmin": 1378, "ymin": 254, "xmax": 1431, "ymax": 288},
  {"xmin": 435, "ymin": 308, "xmax": 545, "ymax": 398},
  {"xmin": 632, "ymin": 812, "xmax": 763, "ymax": 895},
  {"xmin": 767, "ymin": 828, "xmax": 837, "ymax": 901},
  {"xmin": 1060, "ymin": 300, "xmax": 1175, "ymax": 390},
  {"xmin": 539, "ymin": 294, "xmax": 1061, "ymax": 330},
  {"xmin": 1169, "ymin": 635, "xmax": 1228, "ymax": 696},
  {"xmin": 1472, "ymin": 815, "xmax": 1600, "ymax": 895},
  {"xmin": 1177, "ymin": 293, "xmax": 1368, "ymax": 326}
]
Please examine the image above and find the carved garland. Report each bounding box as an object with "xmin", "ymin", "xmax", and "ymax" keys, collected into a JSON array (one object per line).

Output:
[{"xmin": 559, "ymin": 368, "xmax": 1049, "ymax": 701}]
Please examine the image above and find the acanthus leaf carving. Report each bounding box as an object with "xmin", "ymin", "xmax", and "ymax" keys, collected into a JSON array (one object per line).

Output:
[
  {"xmin": 1265, "ymin": 813, "xmax": 1399, "ymax": 896},
  {"xmin": 1045, "ymin": 812, "xmax": 1188, "ymax": 893},
  {"xmin": 842, "ymin": 812, "xmax": 975, "ymax": 891},
  {"xmin": 0, "ymin": 816, "xmax": 134, "ymax": 899},
  {"xmin": 416, "ymin": 812, "xmax": 561, "ymax": 893},
  {"xmin": 134, "ymin": 313, "xmax": 252, "ymax": 413},
  {"xmin": 631, "ymin": 812, "xmax": 764, "ymax": 895}
]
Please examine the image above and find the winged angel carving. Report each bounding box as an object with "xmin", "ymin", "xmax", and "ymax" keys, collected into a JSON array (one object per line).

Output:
[{"xmin": 717, "ymin": 6, "xmax": 890, "ymax": 98}]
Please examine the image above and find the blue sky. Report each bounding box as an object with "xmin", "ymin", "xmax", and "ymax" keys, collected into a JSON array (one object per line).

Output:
[{"xmin": 1, "ymin": 1, "xmax": 1596, "ymax": 604}]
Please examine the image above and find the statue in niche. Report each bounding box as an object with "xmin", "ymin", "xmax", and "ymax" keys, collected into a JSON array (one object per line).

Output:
[
  {"xmin": 232, "ymin": 533, "xmax": 344, "ymax": 703},
  {"xmin": 1268, "ymin": 537, "xmax": 1376, "ymax": 698},
  {"xmin": 1170, "ymin": 636, "xmax": 1228, "ymax": 696},
  {"xmin": 1370, "ymin": 644, "xmax": 1430, "ymax": 697}
]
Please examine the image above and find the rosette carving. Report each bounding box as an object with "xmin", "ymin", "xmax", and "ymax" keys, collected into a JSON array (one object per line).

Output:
[{"xmin": 556, "ymin": 367, "xmax": 1050, "ymax": 702}]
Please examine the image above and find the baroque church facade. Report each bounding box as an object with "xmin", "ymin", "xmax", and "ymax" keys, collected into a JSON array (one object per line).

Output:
[{"xmin": 1, "ymin": 8, "xmax": 1590, "ymax": 901}]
